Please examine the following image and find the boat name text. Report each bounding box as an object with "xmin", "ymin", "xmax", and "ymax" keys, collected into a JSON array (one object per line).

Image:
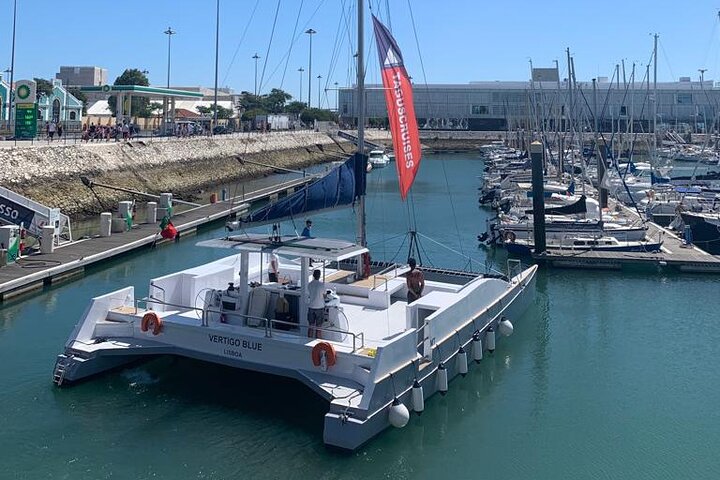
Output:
[{"xmin": 208, "ymin": 334, "xmax": 263, "ymax": 352}]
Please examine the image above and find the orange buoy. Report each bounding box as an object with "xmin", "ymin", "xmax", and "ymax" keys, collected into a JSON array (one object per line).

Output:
[
  {"xmin": 141, "ymin": 311, "xmax": 163, "ymax": 335},
  {"xmin": 311, "ymin": 342, "xmax": 337, "ymax": 369}
]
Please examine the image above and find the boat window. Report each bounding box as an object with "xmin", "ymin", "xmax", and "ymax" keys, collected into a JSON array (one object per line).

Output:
[{"xmin": 573, "ymin": 240, "xmax": 584, "ymax": 246}]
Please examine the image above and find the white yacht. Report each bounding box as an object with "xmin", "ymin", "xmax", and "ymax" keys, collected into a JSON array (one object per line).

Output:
[
  {"xmin": 54, "ymin": 234, "xmax": 537, "ymax": 450},
  {"xmin": 368, "ymin": 149, "xmax": 391, "ymax": 168}
]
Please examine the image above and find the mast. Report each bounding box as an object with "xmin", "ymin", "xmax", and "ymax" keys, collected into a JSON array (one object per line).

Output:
[
  {"xmin": 356, "ymin": 0, "xmax": 367, "ymax": 256},
  {"xmin": 652, "ymin": 33, "xmax": 658, "ymax": 160}
]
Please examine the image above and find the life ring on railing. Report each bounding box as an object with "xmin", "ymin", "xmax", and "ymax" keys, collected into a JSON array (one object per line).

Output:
[
  {"xmin": 311, "ymin": 342, "xmax": 337, "ymax": 369},
  {"xmin": 503, "ymin": 230, "xmax": 517, "ymax": 243},
  {"xmin": 141, "ymin": 311, "xmax": 163, "ymax": 335}
]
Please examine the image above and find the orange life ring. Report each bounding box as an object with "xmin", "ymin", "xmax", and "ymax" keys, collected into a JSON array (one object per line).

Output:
[
  {"xmin": 311, "ymin": 342, "xmax": 337, "ymax": 368},
  {"xmin": 141, "ymin": 311, "xmax": 163, "ymax": 335}
]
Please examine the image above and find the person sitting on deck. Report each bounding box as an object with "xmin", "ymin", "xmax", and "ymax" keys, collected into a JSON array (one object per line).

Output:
[
  {"xmin": 406, "ymin": 258, "xmax": 425, "ymax": 304},
  {"xmin": 307, "ymin": 269, "xmax": 325, "ymax": 338},
  {"xmin": 301, "ymin": 219, "xmax": 313, "ymax": 237}
]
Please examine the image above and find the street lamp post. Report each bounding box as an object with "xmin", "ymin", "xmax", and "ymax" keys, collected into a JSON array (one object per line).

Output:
[
  {"xmin": 298, "ymin": 68, "xmax": 304, "ymax": 104},
  {"xmin": 252, "ymin": 53, "xmax": 260, "ymax": 96},
  {"xmin": 163, "ymin": 27, "xmax": 175, "ymax": 135},
  {"xmin": 9, "ymin": 0, "xmax": 17, "ymax": 133},
  {"xmin": 163, "ymin": 27, "xmax": 175, "ymax": 88},
  {"xmin": 317, "ymin": 75, "xmax": 322, "ymax": 109},
  {"xmin": 305, "ymin": 28, "xmax": 316, "ymax": 107}
]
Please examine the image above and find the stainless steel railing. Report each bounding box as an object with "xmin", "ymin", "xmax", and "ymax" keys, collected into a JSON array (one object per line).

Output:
[{"xmin": 135, "ymin": 296, "xmax": 364, "ymax": 352}]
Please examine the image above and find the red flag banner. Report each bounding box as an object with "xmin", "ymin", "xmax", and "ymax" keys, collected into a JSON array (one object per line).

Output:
[{"xmin": 372, "ymin": 15, "xmax": 422, "ymax": 200}]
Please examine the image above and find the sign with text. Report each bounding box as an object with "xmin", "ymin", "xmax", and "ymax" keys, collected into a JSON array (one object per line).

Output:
[{"xmin": 14, "ymin": 104, "xmax": 37, "ymax": 139}]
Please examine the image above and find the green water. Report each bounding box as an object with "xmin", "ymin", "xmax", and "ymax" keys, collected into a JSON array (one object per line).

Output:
[{"xmin": 2, "ymin": 154, "xmax": 719, "ymax": 479}]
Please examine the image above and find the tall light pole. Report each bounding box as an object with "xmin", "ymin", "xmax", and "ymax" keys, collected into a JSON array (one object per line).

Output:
[
  {"xmin": 212, "ymin": 0, "xmax": 220, "ymax": 132},
  {"xmin": 305, "ymin": 28, "xmax": 316, "ymax": 107},
  {"xmin": 317, "ymin": 75, "xmax": 322, "ymax": 108},
  {"xmin": 163, "ymin": 27, "xmax": 175, "ymax": 88},
  {"xmin": 9, "ymin": 0, "xmax": 17, "ymax": 132},
  {"xmin": 252, "ymin": 53, "xmax": 260, "ymax": 96},
  {"xmin": 699, "ymin": 68, "xmax": 708, "ymax": 134},
  {"xmin": 298, "ymin": 67, "xmax": 304, "ymax": 104}
]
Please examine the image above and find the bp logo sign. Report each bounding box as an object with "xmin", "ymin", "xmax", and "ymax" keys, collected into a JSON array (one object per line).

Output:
[
  {"xmin": 16, "ymin": 85, "xmax": 30, "ymax": 100},
  {"xmin": 14, "ymin": 80, "xmax": 36, "ymax": 104}
]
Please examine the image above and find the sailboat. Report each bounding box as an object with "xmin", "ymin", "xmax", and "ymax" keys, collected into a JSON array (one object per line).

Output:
[{"xmin": 52, "ymin": 3, "xmax": 537, "ymax": 450}]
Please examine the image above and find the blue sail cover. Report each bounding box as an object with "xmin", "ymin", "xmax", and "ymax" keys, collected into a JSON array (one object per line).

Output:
[{"xmin": 241, "ymin": 152, "xmax": 366, "ymax": 226}]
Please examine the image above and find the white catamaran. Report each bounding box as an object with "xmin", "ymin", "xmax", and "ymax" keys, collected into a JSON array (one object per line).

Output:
[{"xmin": 53, "ymin": 4, "xmax": 537, "ymax": 450}]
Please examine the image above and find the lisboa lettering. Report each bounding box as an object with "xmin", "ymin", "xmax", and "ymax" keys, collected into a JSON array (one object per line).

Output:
[{"xmin": 392, "ymin": 70, "xmax": 414, "ymax": 170}]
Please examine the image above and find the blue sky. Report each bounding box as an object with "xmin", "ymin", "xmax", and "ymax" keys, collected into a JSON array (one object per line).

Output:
[{"xmin": 2, "ymin": 0, "xmax": 720, "ymax": 105}]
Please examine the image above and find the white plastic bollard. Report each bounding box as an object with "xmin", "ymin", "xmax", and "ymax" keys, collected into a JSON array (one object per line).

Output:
[
  {"xmin": 146, "ymin": 202, "xmax": 158, "ymax": 224},
  {"xmin": 160, "ymin": 193, "xmax": 173, "ymax": 211},
  {"xmin": 100, "ymin": 212, "xmax": 112, "ymax": 237},
  {"xmin": 41, "ymin": 225, "xmax": 55, "ymax": 254},
  {"xmin": 118, "ymin": 201, "xmax": 133, "ymax": 220}
]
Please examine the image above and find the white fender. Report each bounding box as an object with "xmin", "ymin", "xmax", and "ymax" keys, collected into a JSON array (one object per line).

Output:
[
  {"xmin": 457, "ymin": 347, "xmax": 468, "ymax": 376},
  {"xmin": 438, "ymin": 363, "xmax": 448, "ymax": 395},
  {"xmin": 389, "ymin": 398, "xmax": 410, "ymax": 428},
  {"xmin": 411, "ymin": 379, "xmax": 425, "ymax": 415},
  {"xmin": 499, "ymin": 317, "xmax": 514, "ymax": 337},
  {"xmin": 486, "ymin": 328, "xmax": 496, "ymax": 353},
  {"xmin": 472, "ymin": 332, "xmax": 483, "ymax": 363}
]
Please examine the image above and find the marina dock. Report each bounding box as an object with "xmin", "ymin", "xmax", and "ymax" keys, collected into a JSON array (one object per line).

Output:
[
  {"xmin": 533, "ymin": 203, "xmax": 720, "ymax": 273},
  {"xmin": 0, "ymin": 176, "xmax": 316, "ymax": 301}
]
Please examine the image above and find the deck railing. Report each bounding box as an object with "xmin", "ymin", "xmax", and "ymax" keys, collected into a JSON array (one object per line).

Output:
[{"xmin": 137, "ymin": 296, "xmax": 364, "ymax": 352}]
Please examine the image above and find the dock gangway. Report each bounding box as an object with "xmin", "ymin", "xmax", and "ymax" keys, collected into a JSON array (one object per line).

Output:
[{"xmin": 0, "ymin": 186, "xmax": 72, "ymax": 243}]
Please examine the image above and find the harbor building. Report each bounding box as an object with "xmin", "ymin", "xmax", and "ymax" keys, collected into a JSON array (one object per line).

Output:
[
  {"xmin": 37, "ymin": 80, "xmax": 84, "ymax": 127},
  {"xmin": 55, "ymin": 66, "xmax": 108, "ymax": 87},
  {"xmin": 339, "ymin": 77, "xmax": 720, "ymax": 132}
]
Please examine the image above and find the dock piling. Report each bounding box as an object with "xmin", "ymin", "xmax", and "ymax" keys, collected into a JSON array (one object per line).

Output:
[
  {"xmin": 146, "ymin": 202, "xmax": 157, "ymax": 224},
  {"xmin": 100, "ymin": 212, "xmax": 112, "ymax": 237},
  {"xmin": 41, "ymin": 225, "xmax": 55, "ymax": 254}
]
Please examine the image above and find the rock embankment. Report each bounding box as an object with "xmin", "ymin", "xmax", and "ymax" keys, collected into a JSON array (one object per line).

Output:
[{"xmin": 0, "ymin": 132, "xmax": 347, "ymax": 217}]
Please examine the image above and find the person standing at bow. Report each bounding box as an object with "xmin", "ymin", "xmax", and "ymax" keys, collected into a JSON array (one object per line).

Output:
[{"xmin": 406, "ymin": 258, "xmax": 425, "ymax": 304}]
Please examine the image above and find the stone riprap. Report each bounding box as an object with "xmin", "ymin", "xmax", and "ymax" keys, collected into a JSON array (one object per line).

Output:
[{"xmin": 0, "ymin": 132, "xmax": 347, "ymax": 216}]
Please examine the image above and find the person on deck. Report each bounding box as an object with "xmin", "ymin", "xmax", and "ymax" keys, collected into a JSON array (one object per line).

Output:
[
  {"xmin": 301, "ymin": 219, "xmax": 313, "ymax": 237},
  {"xmin": 268, "ymin": 252, "xmax": 280, "ymax": 283},
  {"xmin": 307, "ymin": 269, "xmax": 325, "ymax": 338},
  {"xmin": 406, "ymin": 258, "xmax": 425, "ymax": 304}
]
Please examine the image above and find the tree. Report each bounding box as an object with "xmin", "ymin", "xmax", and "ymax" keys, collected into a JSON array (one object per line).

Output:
[
  {"xmin": 285, "ymin": 101, "xmax": 307, "ymax": 115},
  {"xmin": 300, "ymin": 108, "xmax": 337, "ymax": 124},
  {"xmin": 263, "ymin": 88, "xmax": 292, "ymax": 113},
  {"xmin": 34, "ymin": 78, "xmax": 54, "ymax": 97},
  {"xmin": 68, "ymin": 87, "xmax": 88, "ymax": 114},
  {"xmin": 107, "ymin": 69, "xmax": 151, "ymax": 117},
  {"xmin": 196, "ymin": 104, "xmax": 233, "ymax": 119}
]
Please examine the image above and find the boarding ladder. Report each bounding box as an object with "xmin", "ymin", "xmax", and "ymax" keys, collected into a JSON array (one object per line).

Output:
[{"xmin": 52, "ymin": 356, "xmax": 71, "ymax": 386}]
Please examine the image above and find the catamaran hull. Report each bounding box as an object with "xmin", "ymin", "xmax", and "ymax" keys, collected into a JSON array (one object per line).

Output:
[
  {"xmin": 324, "ymin": 265, "xmax": 537, "ymax": 450},
  {"xmin": 55, "ymin": 265, "xmax": 537, "ymax": 451}
]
